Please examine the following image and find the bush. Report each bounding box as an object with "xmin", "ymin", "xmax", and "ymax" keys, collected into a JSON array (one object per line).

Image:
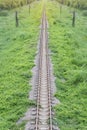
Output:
[
  {"xmin": 56, "ymin": 0, "xmax": 87, "ymax": 10},
  {"xmin": 0, "ymin": 0, "xmax": 34, "ymax": 10}
]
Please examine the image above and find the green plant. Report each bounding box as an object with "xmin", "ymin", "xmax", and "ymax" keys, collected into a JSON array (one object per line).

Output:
[
  {"xmin": 0, "ymin": 1, "xmax": 42, "ymax": 129},
  {"xmin": 47, "ymin": 1, "xmax": 87, "ymax": 129}
]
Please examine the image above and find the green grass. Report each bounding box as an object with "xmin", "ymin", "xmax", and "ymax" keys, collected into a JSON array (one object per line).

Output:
[
  {"xmin": 46, "ymin": 1, "xmax": 87, "ymax": 130},
  {"xmin": 0, "ymin": 0, "xmax": 31, "ymax": 9},
  {"xmin": 0, "ymin": 1, "xmax": 42, "ymax": 130}
]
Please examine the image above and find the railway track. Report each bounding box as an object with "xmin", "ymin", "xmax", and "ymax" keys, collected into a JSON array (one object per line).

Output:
[
  {"xmin": 35, "ymin": 9, "xmax": 52, "ymax": 130},
  {"xmin": 29, "ymin": 7, "xmax": 59, "ymax": 130}
]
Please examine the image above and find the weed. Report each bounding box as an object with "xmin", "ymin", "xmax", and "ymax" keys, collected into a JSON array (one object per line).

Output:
[
  {"xmin": 47, "ymin": 1, "xmax": 87, "ymax": 130},
  {"xmin": 0, "ymin": 1, "xmax": 42, "ymax": 129}
]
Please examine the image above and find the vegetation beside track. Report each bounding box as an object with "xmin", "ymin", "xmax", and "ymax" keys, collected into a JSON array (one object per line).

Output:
[
  {"xmin": 0, "ymin": 0, "xmax": 34, "ymax": 10},
  {"xmin": 57, "ymin": 0, "xmax": 87, "ymax": 10},
  {"xmin": 47, "ymin": 1, "xmax": 87, "ymax": 130},
  {"xmin": 0, "ymin": 1, "xmax": 42, "ymax": 129}
]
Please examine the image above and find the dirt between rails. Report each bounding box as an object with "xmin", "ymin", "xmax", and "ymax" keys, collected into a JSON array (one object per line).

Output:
[{"xmin": 16, "ymin": 20, "xmax": 60, "ymax": 130}]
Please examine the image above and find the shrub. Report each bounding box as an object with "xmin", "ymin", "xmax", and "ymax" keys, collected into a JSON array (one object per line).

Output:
[
  {"xmin": 0, "ymin": 0, "xmax": 34, "ymax": 10},
  {"xmin": 56, "ymin": 0, "xmax": 87, "ymax": 10}
]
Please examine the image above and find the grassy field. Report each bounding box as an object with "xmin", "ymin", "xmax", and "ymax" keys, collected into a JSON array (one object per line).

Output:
[
  {"xmin": 0, "ymin": 1, "xmax": 42, "ymax": 130},
  {"xmin": 46, "ymin": 1, "xmax": 87, "ymax": 130}
]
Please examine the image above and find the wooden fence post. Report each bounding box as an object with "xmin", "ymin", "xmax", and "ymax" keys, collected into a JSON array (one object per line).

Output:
[
  {"xmin": 60, "ymin": 4, "xmax": 62, "ymax": 18},
  {"xmin": 72, "ymin": 11, "xmax": 76, "ymax": 27},
  {"xmin": 15, "ymin": 11, "xmax": 19, "ymax": 27},
  {"xmin": 29, "ymin": 3, "xmax": 30, "ymax": 14}
]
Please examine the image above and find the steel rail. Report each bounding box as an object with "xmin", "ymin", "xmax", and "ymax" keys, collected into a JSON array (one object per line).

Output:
[{"xmin": 35, "ymin": 8, "xmax": 53, "ymax": 130}]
